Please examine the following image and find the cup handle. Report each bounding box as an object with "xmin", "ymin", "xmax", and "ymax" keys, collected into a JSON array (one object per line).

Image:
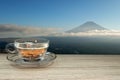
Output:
[
  {"xmin": 6, "ymin": 43, "xmax": 17, "ymax": 54},
  {"xmin": 6, "ymin": 43, "xmax": 18, "ymax": 62}
]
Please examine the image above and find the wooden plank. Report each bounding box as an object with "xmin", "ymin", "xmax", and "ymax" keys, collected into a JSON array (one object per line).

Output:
[{"xmin": 0, "ymin": 54, "xmax": 120, "ymax": 80}]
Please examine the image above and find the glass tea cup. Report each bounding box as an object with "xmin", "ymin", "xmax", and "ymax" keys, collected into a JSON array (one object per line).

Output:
[{"xmin": 6, "ymin": 38, "xmax": 49, "ymax": 61}]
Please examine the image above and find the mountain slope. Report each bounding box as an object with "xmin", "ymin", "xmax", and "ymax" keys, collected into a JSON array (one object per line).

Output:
[{"xmin": 67, "ymin": 21, "xmax": 108, "ymax": 33}]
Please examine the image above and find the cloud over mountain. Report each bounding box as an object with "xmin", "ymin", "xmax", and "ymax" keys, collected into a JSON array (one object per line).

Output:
[
  {"xmin": 1, "ymin": 21, "xmax": 120, "ymax": 38},
  {"xmin": 0, "ymin": 24, "xmax": 60, "ymax": 38}
]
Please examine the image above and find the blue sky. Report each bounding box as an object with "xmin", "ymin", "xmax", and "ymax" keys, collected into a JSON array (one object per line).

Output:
[{"xmin": 0, "ymin": 0, "xmax": 120, "ymax": 30}]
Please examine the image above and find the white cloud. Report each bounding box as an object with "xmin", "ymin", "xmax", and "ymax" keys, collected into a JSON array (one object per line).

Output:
[
  {"xmin": 1, "ymin": 24, "xmax": 120, "ymax": 38},
  {"xmin": 0, "ymin": 24, "xmax": 61, "ymax": 38},
  {"xmin": 49, "ymin": 30, "xmax": 120, "ymax": 36}
]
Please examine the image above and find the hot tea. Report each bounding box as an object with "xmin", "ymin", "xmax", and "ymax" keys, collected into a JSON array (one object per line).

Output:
[
  {"xmin": 19, "ymin": 48, "xmax": 46, "ymax": 58},
  {"xmin": 13, "ymin": 38, "xmax": 49, "ymax": 61},
  {"xmin": 6, "ymin": 38, "xmax": 57, "ymax": 67}
]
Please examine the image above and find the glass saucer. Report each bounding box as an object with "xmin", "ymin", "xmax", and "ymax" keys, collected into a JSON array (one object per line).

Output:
[{"xmin": 7, "ymin": 52, "xmax": 57, "ymax": 67}]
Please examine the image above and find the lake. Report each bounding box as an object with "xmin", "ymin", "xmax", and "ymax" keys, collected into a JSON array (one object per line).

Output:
[{"xmin": 1, "ymin": 36, "xmax": 120, "ymax": 54}]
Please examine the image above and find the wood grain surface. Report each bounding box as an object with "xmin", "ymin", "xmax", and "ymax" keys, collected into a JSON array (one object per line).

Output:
[{"xmin": 0, "ymin": 54, "xmax": 120, "ymax": 80}]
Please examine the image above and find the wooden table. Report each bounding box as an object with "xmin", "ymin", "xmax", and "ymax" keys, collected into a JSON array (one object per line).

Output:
[{"xmin": 0, "ymin": 54, "xmax": 120, "ymax": 80}]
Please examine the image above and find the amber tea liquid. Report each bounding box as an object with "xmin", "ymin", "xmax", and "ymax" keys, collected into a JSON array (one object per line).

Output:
[{"xmin": 15, "ymin": 42, "xmax": 48, "ymax": 59}]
